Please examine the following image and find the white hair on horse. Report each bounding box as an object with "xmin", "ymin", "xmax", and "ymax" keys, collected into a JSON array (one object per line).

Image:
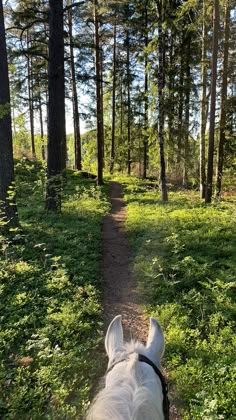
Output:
[{"xmin": 87, "ymin": 315, "xmax": 168, "ymax": 420}]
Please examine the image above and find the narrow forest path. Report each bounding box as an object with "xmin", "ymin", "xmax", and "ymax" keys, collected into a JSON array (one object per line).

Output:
[
  {"xmin": 102, "ymin": 181, "xmax": 148, "ymax": 341},
  {"xmin": 102, "ymin": 181, "xmax": 181, "ymax": 420}
]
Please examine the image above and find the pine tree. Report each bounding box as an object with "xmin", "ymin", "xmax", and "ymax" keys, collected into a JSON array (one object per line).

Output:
[
  {"xmin": 46, "ymin": 0, "xmax": 65, "ymax": 211},
  {"xmin": 0, "ymin": 0, "xmax": 18, "ymax": 227},
  {"xmin": 205, "ymin": 0, "xmax": 219, "ymax": 203}
]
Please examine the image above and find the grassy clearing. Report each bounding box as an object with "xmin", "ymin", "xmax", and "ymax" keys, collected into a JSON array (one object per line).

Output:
[
  {"xmin": 0, "ymin": 161, "xmax": 109, "ymax": 419},
  {"xmin": 116, "ymin": 176, "xmax": 236, "ymax": 420}
]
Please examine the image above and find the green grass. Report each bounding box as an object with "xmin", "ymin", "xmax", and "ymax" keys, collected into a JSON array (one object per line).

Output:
[
  {"xmin": 0, "ymin": 161, "xmax": 109, "ymax": 419},
  {"xmin": 117, "ymin": 176, "xmax": 236, "ymax": 420}
]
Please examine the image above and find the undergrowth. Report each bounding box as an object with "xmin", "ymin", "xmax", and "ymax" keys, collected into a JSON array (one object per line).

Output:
[
  {"xmin": 0, "ymin": 160, "xmax": 109, "ymax": 419},
  {"xmin": 116, "ymin": 175, "xmax": 236, "ymax": 420}
]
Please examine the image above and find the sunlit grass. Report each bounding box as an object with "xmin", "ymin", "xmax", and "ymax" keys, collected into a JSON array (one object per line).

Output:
[
  {"xmin": 0, "ymin": 162, "xmax": 109, "ymax": 419},
  {"xmin": 117, "ymin": 176, "xmax": 236, "ymax": 419}
]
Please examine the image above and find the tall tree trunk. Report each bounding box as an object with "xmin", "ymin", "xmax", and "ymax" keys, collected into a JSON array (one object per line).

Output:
[
  {"xmin": 167, "ymin": 28, "xmax": 174, "ymax": 172},
  {"xmin": 200, "ymin": 0, "xmax": 207, "ymax": 199},
  {"xmin": 26, "ymin": 31, "xmax": 36, "ymax": 159},
  {"xmin": 110, "ymin": 19, "xmax": 117, "ymax": 174},
  {"xmin": 205, "ymin": 0, "xmax": 219, "ymax": 203},
  {"xmin": 94, "ymin": 0, "xmax": 103, "ymax": 185},
  {"xmin": 38, "ymin": 90, "xmax": 45, "ymax": 160},
  {"xmin": 68, "ymin": 1, "xmax": 82, "ymax": 170},
  {"xmin": 143, "ymin": 0, "xmax": 148, "ymax": 179},
  {"xmin": 177, "ymin": 48, "xmax": 184, "ymax": 174},
  {"xmin": 215, "ymin": 1, "xmax": 230, "ymax": 198},
  {"xmin": 46, "ymin": 0, "xmax": 65, "ymax": 212},
  {"xmin": 126, "ymin": 30, "xmax": 131, "ymax": 175},
  {"xmin": 183, "ymin": 34, "xmax": 191, "ymax": 188},
  {"xmin": 156, "ymin": 1, "xmax": 168, "ymax": 202},
  {"xmin": 100, "ymin": 48, "xmax": 105, "ymax": 165},
  {"xmin": 0, "ymin": 0, "xmax": 18, "ymax": 226},
  {"xmin": 119, "ymin": 75, "xmax": 123, "ymax": 171}
]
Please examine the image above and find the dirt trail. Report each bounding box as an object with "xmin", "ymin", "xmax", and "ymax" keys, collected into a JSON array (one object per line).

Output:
[
  {"xmin": 102, "ymin": 181, "xmax": 148, "ymax": 342},
  {"xmin": 102, "ymin": 181, "xmax": 181, "ymax": 420}
]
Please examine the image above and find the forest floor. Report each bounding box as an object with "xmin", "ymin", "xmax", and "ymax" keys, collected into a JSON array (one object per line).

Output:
[{"xmin": 102, "ymin": 181, "xmax": 181, "ymax": 420}]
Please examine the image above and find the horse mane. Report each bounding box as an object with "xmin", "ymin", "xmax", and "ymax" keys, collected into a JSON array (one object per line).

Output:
[{"xmin": 87, "ymin": 340, "xmax": 164, "ymax": 420}]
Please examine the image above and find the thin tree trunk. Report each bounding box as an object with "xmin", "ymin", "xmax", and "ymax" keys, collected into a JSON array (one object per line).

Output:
[
  {"xmin": 156, "ymin": 1, "xmax": 168, "ymax": 202},
  {"xmin": 38, "ymin": 91, "xmax": 45, "ymax": 160},
  {"xmin": 110, "ymin": 19, "xmax": 117, "ymax": 174},
  {"xmin": 119, "ymin": 76, "xmax": 123, "ymax": 171},
  {"xmin": 26, "ymin": 31, "xmax": 36, "ymax": 159},
  {"xmin": 177, "ymin": 49, "xmax": 184, "ymax": 173},
  {"xmin": 167, "ymin": 28, "xmax": 174, "ymax": 172},
  {"xmin": 0, "ymin": 0, "xmax": 18, "ymax": 226},
  {"xmin": 183, "ymin": 34, "xmax": 191, "ymax": 188},
  {"xmin": 200, "ymin": 0, "xmax": 207, "ymax": 199},
  {"xmin": 215, "ymin": 1, "xmax": 230, "ymax": 198},
  {"xmin": 126, "ymin": 30, "xmax": 131, "ymax": 175},
  {"xmin": 46, "ymin": 0, "xmax": 65, "ymax": 212},
  {"xmin": 68, "ymin": 1, "xmax": 82, "ymax": 170},
  {"xmin": 143, "ymin": 0, "xmax": 148, "ymax": 179},
  {"xmin": 100, "ymin": 48, "xmax": 105, "ymax": 165},
  {"xmin": 205, "ymin": 0, "xmax": 219, "ymax": 203},
  {"xmin": 94, "ymin": 0, "xmax": 103, "ymax": 185}
]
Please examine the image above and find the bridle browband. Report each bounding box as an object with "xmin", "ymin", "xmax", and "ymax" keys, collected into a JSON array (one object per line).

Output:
[{"xmin": 107, "ymin": 353, "xmax": 170, "ymax": 420}]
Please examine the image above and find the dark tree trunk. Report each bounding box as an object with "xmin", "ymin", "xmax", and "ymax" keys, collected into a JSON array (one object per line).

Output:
[
  {"xmin": 100, "ymin": 48, "xmax": 105, "ymax": 165},
  {"xmin": 119, "ymin": 75, "xmax": 123, "ymax": 171},
  {"xmin": 183, "ymin": 34, "xmax": 191, "ymax": 188},
  {"xmin": 26, "ymin": 31, "xmax": 36, "ymax": 159},
  {"xmin": 143, "ymin": 0, "xmax": 148, "ymax": 179},
  {"xmin": 177, "ymin": 48, "xmax": 184, "ymax": 172},
  {"xmin": 126, "ymin": 30, "xmax": 131, "ymax": 176},
  {"xmin": 156, "ymin": 1, "xmax": 168, "ymax": 202},
  {"xmin": 167, "ymin": 28, "xmax": 174, "ymax": 170},
  {"xmin": 205, "ymin": 0, "xmax": 219, "ymax": 203},
  {"xmin": 46, "ymin": 0, "xmax": 65, "ymax": 212},
  {"xmin": 0, "ymin": 0, "xmax": 18, "ymax": 226},
  {"xmin": 110, "ymin": 19, "xmax": 117, "ymax": 175},
  {"xmin": 68, "ymin": 1, "xmax": 82, "ymax": 170},
  {"xmin": 200, "ymin": 0, "xmax": 207, "ymax": 199},
  {"xmin": 38, "ymin": 91, "xmax": 45, "ymax": 160},
  {"xmin": 94, "ymin": 0, "xmax": 103, "ymax": 185},
  {"xmin": 215, "ymin": 1, "xmax": 230, "ymax": 198}
]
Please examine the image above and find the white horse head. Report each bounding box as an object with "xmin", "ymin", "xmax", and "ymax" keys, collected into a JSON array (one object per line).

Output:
[{"xmin": 87, "ymin": 315, "xmax": 169, "ymax": 420}]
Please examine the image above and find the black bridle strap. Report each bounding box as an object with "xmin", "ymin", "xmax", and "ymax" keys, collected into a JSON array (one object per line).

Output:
[
  {"xmin": 107, "ymin": 353, "xmax": 170, "ymax": 420},
  {"xmin": 138, "ymin": 354, "xmax": 169, "ymax": 420}
]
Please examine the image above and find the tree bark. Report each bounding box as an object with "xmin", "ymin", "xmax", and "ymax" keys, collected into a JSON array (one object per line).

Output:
[
  {"xmin": 38, "ymin": 90, "xmax": 45, "ymax": 160},
  {"xmin": 110, "ymin": 19, "xmax": 117, "ymax": 174},
  {"xmin": 126, "ymin": 30, "xmax": 131, "ymax": 176},
  {"xmin": 94, "ymin": 0, "xmax": 103, "ymax": 185},
  {"xmin": 200, "ymin": 0, "xmax": 207, "ymax": 199},
  {"xmin": 143, "ymin": 0, "xmax": 148, "ymax": 179},
  {"xmin": 68, "ymin": 1, "xmax": 82, "ymax": 170},
  {"xmin": 46, "ymin": 0, "xmax": 65, "ymax": 212},
  {"xmin": 177, "ymin": 47, "xmax": 184, "ymax": 173},
  {"xmin": 156, "ymin": 1, "xmax": 168, "ymax": 202},
  {"xmin": 0, "ymin": 0, "xmax": 18, "ymax": 226},
  {"xmin": 205, "ymin": 0, "xmax": 219, "ymax": 203},
  {"xmin": 100, "ymin": 48, "xmax": 105, "ymax": 165},
  {"xmin": 215, "ymin": 1, "xmax": 230, "ymax": 198},
  {"xmin": 183, "ymin": 34, "xmax": 191, "ymax": 188},
  {"xmin": 26, "ymin": 31, "xmax": 36, "ymax": 159}
]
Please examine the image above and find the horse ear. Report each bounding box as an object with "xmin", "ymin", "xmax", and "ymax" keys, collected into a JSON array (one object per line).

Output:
[
  {"xmin": 105, "ymin": 315, "xmax": 123, "ymax": 360},
  {"xmin": 146, "ymin": 318, "xmax": 165, "ymax": 362}
]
